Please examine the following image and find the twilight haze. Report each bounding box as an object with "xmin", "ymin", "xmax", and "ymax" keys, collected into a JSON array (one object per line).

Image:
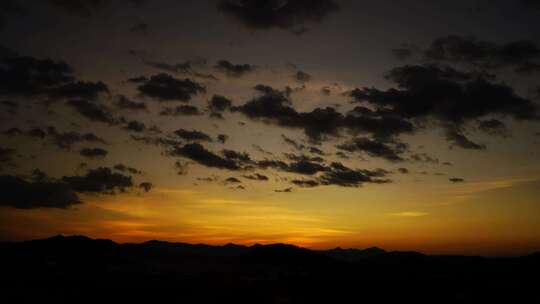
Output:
[{"xmin": 1, "ymin": 0, "xmax": 540, "ymax": 256}]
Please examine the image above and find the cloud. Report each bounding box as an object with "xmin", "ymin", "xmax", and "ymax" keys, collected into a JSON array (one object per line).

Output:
[
  {"xmin": 80, "ymin": 147, "xmax": 108, "ymax": 159},
  {"xmin": 124, "ymin": 120, "xmax": 146, "ymax": 133},
  {"xmin": 445, "ymin": 126, "xmax": 486, "ymax": 150},
  {"xmin": 232, "ymin": 85, "xmax": 414, "ymax": 143},
  {"xmin": 449, "ymin": 177, "xmax": 465, "ymax": 183},
  {"xmin": 291, "ymin": 179, "xmax": 319, "ymax": 187},
  {"xmin": 49, "ymin": 81, "xmax": 109, "ymax": 100},
  {"xmin": 318, "ymin": 162, "xmax": 390, "ymax": 187},
  {"xmin": 139, "ymin": 182, "xmax": 152, "ymax": 192},
  {"xmin": 217, "ymin": 0, "xmax": 339, "ymax": 34},
  {"xmin": 174, "ymin": 129, "xmax": 213, "ymax": 142},
  {"xmin": 423, "ymin": 35, "xmax": 540, "ymax": 74},
  {"xmin": 350, "ymin": 64, "xmax": 538, "ymax": 149},
  {"xmin": 62, "ymin": 167, "xmax": 133, "ymax": 194},
  {"xmin": 0, "ymin": 166, "xmax": 139, "ymax": 209},
  {"xmin": 214, "ymin": 60, "xmax": 254, "ymax": 78},
  {"xmin": 478, "ymin": 119, "xmax": 510, "ymax": 137},
  {"xmin": 223, "ymin": 149, "xmax": 252, "ymax": 162},
  {"xmin": 225, "ymin": 177, "xmax": 242, "ymax": 184},
  {"xmin": 0, "ymin": 174, "xmax": 81, "ymax": 209},
  {"xmin": 114, "ymin": 164, "xmax": 142, "ymax": 175},
  {"xmin": 170, "ymin": 143, "xmax": 241, "ymax": 170},
  {"xmin": 282, "ymin": 134, "xmax": 306, "ymax": 151},
  {"xmin": 46, "ymin": 127, "xmax": 106, "ymax": 150},
  {"xmin": 337, "ymin": 138, "xmax": 407, "ymax": 162},
  {"xmin": 115, "ymin": 95, "xmax": 147, "ymax": 111},
  {"xmin": 160, "ymin": 105, "xmax": 203, "ymax": 116},
  {"xmin": 144, "ymin": 60, "xmax": 193, "ymax": 74},
  {"xmin": 66, "ymin": 99, "xmax": 117, "ymax": 124},
  {"xmin": 131, "ymin": 73, "xmax": 206, "ymax": 102},
  {"xmin": 275, "ymin": 187, "xmax": 293, "ymax": 193},
  {"xmin": 243, "ymin": 173, "xmax": 269, "ymax": 181},
  {"xmin": 217, "ymin": 134, "xmax": 229, "ymax": 144},
  {"xmin": 397, "ymin": 168, "xmax": 409, "ymax": 174},
  {"xmin": 294, "ymin": 71, "xmax": 311, "ymax": 82},
  {"xmin": 209, "ymin": 95, "xmax": 233, "ymax": 112},
  {"xmin": 3, "ymin": 126, "xmax": 106, "ymax": 150}
]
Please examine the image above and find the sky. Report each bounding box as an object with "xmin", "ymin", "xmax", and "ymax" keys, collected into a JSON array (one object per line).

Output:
[{"xmin": 0, "ymin": 0, "xmax": 539, "ymax": 256}]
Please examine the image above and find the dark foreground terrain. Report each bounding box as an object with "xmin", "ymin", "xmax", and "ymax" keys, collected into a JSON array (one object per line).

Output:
[{"xmin": 1, "ymin": 235, "xmax": 538, "ymax": 303}]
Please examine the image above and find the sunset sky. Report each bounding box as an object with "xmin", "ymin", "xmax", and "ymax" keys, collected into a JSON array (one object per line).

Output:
[{"xmin": 1, "ymin": 0, "xmax": 539, "ymax": 256}]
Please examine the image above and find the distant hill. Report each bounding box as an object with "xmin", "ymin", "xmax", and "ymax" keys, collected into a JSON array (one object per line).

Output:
[{"xmin": 1, "ymin": 235, "xmax": 539, "ymax": 303}]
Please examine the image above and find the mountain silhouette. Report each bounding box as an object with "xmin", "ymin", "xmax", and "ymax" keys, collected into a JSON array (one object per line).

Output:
[{"xmin": 1, "ymin": 235, "xmax": 538, "ymax": 303}]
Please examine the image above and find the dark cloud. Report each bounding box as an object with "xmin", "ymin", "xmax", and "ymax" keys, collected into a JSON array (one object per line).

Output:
[
  {"xmin": 350, "ymin": 64, "xmax": 538, "ymax": 148},
  {"xmin": 223, "ymin": 149, "xmax": 252, "ymax": 162},
  {"xmin": 3, "ymin": 126, "xmax": 106, "ymax": 150},
  {"xmin": 139, "ymin": 182, "xmax": 152, "ymax": 192},
  {"xmin": 49, "ymin": 81, "xmax": 109, "ymax": 100},
  {"xmin": 287, "ymin": 160, "xmax": 327, "ymax": 175},
  {"xmin": 478, "ymin": 119, "xmax": 510, "ymax": 137},
  {"xmin": 115, "ymin": 95, "xmax": 147, "ymax": 111},
  {"xmin": 0, "ymin": 48, "xmax": 73, "ymax": 97},
  {"xmin": 80, "ymin": 147, "xmax": 108, "ymax": 159},
  {"xmin": 124, "ymin": 120, "xmax": 146, "ymax": 133},
  {"xmin": 423, "ymin": 35, "xmax": 540, "ymax": 74},
  {"xmin": 144, "ymin": 60, "xmax": 193, "ymax": 74},
  {"xmin": 114, "ymin": 164, "xmax": 142, "ymax": 175},
  {"xmin": 397, "ymin": 167, "xmax": 409, "ymax": 174},
  {"xmin": 449, "ymin": 177, "xmax": 465, "ymax": 183},
  {"xmin": 445, "ymin": 126, "xmax": 486, "ymax": 150},
  {"xmin": 284, "ymin": 153, "xmax": 324, "ymax": 163},
  {"xmin": 225, "ymin": 177, "xmax": 242, "ymax": 184},
  {"xmin": 170, "ymin": 143, "xmax": 241, "ymax": 170},
  {"xmin": 175, "ymin": 129, "xmax": 213, "ymax": 142},
  {"xmin": 282, "ymin": 134, "xmax": 306, "ymax": 151},
  {"xmin": 66, "ymin": 99, "xmax": 116, "ymax": 124},
  {"xmin": 409, "ymin": 153, "xmax": 439, "ymax": 164},
  {"xmin": 174, "ymin": 161, "xmax": 189, "ymax": 175},
  {"xmin": 291, "ymin": 179, "xmax": 319, "ymax": 187},
  {"xmin": 46, "ymin": 127, "xmax": 106, "ymax": 150},
  {"xmin": 294, "ymin": 71, "xmax": 311, "ymax": 82},
  {"xmin": 318, "ymin": 162, "xmax": 390, "ymax": 188},
  {"xmin": 160, "ymin": 105, "xmax": 202, "ymax": 116},
  {"xmin": 337, "ymin": 138, "xmax": 407, "ymax": 162},
  {"xmin": 62, "ymin": 167, "xmax": 133, "ymax": 194},
  {"xmin": 0, "ymin": 174, "xmax": 80, "ymax": 209},
  {"xmin": 214, "ymin": 60, "xmax": 254, "ymax": 78},
  {"xmin": 243, "ymin": 173, "xmax": 269, "ymax": 181},
  {"xmin": 209, "ymin": 95, "xmax": 233, "ymax": 112},
  {"xmin": 233, "ymin": 85, "xmax": 414, "ymax": 143},
  {"xmin": 275, "ymin": 187, "xmax": 293, "ymax": 193},
  {"xmin": 309, "ymin": 146, "xmax": 324, "ymax": 155},
  {"xmin": 217, "ymin": 0, "xmax": 339, "ymax": 34},
  {"xmin": 132, "ymin": 73, "xmax": 205, "ymax": 102},
  {"xmin": 217, "ymin": 134, "xmax": 229, "ymax": 144},
  {"xmin": 0, "ymin": 166, "xmax": 138, "ymax": 209}
]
